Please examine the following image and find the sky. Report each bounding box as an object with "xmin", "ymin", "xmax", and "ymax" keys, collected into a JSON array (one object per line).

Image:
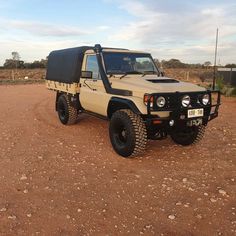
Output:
[{"xmin": 0, "ymin": 0, "xmax": 235, "ymax": 66}]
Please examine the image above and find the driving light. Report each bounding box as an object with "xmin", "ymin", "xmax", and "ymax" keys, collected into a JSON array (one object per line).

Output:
[
  {"xmin": 144, "ymin": 94, "xmax": 154, "ymax": 107},
  {"xmin": 202, "ymin": 94, "xmax": 210, "ymax": 105},
  {"xmin": 156, "ymin": 96, "xmax": 166, "ymax": 108},
  {"xmin": 169, "ymin": 120, "xmax": 175, "ymax": 126},
  {"xmin": 182, "ymin": 95, "xmax": 190, "ymax": 107}
]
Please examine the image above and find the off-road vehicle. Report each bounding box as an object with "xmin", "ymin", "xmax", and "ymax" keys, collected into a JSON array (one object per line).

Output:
[{"xmin": 45, "ymin": 44, "xmax": 220, "ymax": 157}]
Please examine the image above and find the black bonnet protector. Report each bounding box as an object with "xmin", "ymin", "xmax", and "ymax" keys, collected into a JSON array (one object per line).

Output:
[
  {"xmin": 146, "ymin": 79, "xmax": 179, "ymax": 83},
  {"xmin": 94, "ymin": 44, "xmax": 132, "ymax": 96}
]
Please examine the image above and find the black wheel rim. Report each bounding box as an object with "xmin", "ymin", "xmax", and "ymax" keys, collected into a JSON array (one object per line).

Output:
[{"xmin": 113, "ymin": 122, "xmax": 128, "ymax": 147}]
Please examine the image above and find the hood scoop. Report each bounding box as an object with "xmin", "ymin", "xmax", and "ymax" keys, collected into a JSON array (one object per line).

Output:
[{"xmin": 146, "ymin": 79, "xmax": 179, "ymax": 83}]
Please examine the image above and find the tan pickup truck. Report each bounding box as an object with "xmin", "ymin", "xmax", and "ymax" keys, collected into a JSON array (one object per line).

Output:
[{"xmin": 46, "ymin": 44, "xmax": 220, "ymax": 157}]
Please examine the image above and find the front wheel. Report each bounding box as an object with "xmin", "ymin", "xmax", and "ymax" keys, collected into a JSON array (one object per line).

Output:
[
  {"xmin": 109, "ymin": 109, "xmax": 147, "ymax": 157},
  {"xmin": 170, "ymin": 125, "xmax": 206, "ymax": 146}
]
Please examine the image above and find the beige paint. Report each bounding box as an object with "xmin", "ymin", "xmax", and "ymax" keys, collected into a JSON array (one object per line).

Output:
[
  {"xmin": 45, "ymin": 80, "xmax": 80, "ymax": 95},
  {"xmin": 79, "ymin": 52, "xmax": 109, "ymax": 115},
  {"xmin": 79, "ymin": 78, "xmax": 110, "ymax": 115},
  {"xmin": 109, "ymin": 75, "xmax": 206, "ymax": 94}
]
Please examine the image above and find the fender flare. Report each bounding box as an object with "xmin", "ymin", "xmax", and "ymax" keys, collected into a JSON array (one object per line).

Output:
[
  {"xmin": 56, "ymin": 92, "xmax": 81, "ymax": 111},
  {"xmin": 107, "ymin": 97, "xmax": 141, "ymax": 119}
]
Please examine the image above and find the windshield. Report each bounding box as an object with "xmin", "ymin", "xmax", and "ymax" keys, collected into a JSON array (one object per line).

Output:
[{"xmin": 103, "ymin": 52, "xmax": 158, "ymax": 75}]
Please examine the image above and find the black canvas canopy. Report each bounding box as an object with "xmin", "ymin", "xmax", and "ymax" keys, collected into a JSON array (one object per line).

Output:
[{"xmin": 46, "ymin": 46, "xmax": 93, "ymax": 84}]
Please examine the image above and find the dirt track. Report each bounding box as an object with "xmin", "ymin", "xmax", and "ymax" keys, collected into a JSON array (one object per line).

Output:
[{"xmin": 0, "ymin": 84, "xmax": 236, "ymax": 235}]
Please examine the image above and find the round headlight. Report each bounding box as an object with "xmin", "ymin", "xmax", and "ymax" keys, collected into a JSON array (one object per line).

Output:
[
  {"xmin": 202, "ymin": 94, "xmax": 210, "ymax": 105},
  {"xmin": 156, "ymin": 96, "xmax": 166, "ymax": 107},
  {"xmin": 182, "ymin": 95, "xmax": 190, "ymax": 107}
]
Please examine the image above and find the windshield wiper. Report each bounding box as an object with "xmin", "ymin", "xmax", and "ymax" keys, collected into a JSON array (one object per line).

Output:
[
  {"xmin": 120, "ymin": 71, "xmax": 143, "ymax": 79},
  {"xmin": 107, "ymin": 70, "xmax": 123, "ymax": 78},
  {"xmin": 142, "ymin": 70, "xmax": 159, "ymax": 77}
]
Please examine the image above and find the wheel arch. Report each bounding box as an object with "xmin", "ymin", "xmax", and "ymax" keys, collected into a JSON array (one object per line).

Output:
[
  {"xmin": 56, "ymin": 92, "xmax": 81, "ymax": 111},
  {"xmin": 107, "ymin": 97, "xmax": 141, "ymax": 119}
]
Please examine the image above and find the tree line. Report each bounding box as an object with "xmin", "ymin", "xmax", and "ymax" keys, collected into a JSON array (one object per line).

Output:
[
  {"xmin": 155, "ymin": 59, "xmax": 236, "ymax": 69},
  {"xmin": 1, "ymin": 52, "xmax": 47, "ymax": 69},
  {"xmin": 1, "ymin": 51, "xmax": 235, "ymax": 69}
]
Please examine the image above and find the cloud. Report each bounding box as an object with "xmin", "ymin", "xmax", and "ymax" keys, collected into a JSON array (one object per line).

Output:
[
  {"xmin": 112, "ymin": 1, "xmax": 236, "ymax": 41},
  {"xmin": 0, "ymin": 0, "xmax": 235, "ymax": 65},
  {"xmin": 0, "ymin": 38, "xmax": 87, "ymax": 65},
  {"xmin": 2, "ymin": 19, "xmax": 90, "ymax": 37},
  {"xmin": 109, "ymin": 0, "xmax": 236, "ymax": 64},
  {"xmin": 0, "ymin": 16, "xmax": 94, "ymax": 64},
  {"xmin": 0, "ymin": 18, "xmax": 112, "ymax": 65},
  {"xmin": 97, "ymin": 25, "xmax": 110, "ymax": 31}
]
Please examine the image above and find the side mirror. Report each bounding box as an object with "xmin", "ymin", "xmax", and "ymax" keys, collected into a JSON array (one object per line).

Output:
[{"xmin": 81, "ymin": 71, "xmax": 93, "ymax": 79}]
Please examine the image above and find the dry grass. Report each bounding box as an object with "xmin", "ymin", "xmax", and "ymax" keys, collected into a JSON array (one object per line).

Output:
[
  {"xmin": 165, "ymin": 68, "xmax": 214, "ymax": 84},
  {"xmin": 0, "ymin": 69, "xmax": 45, "ymax": 84},
  {"xmin": 0, "ymin": 68, "xmax": 214, "ymax": 86}
]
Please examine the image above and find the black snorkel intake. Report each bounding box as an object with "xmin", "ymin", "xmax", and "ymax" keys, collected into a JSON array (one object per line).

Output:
[{"xmin": 94, "ymin": 44, "xmax": 132, "ymax": 96}]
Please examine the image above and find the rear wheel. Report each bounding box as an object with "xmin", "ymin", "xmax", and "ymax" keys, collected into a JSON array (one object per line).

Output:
[
  {"xmin": 109, "ymin": 109, "xmax": 147, "ymax": 157},
  {"xmin": 57, "ymin": 94, "xmax": 78, "ymax": 125},
  {"xmin": 170, "ymin": 125, "xmax": 206, "ymax": 146}
]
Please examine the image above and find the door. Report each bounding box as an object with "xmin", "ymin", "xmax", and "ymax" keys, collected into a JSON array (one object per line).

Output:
[{"xmin": 80, "ymin": 54, "xmax": 109, "ymax": 116}]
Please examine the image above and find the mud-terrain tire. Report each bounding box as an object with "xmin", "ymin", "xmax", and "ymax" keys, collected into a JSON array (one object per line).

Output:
[
  {"xmin": 109, "ymin": 109, "xmax": 147, "ymax": 157},
  {"xmin": 57, "ymin": 94, "xmax": 78, "ymax": 125},
  {"xmin": 170, "ymin": 125, "xmax": 206, "ymax": 146}
]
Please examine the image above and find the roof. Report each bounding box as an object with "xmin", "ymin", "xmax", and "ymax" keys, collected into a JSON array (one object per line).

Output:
[
  {"xmin": 218, "ymin": 68, "xmax": 236, "ymax": 72},
  {"xmin": 45, "ymin": 44, "xmax": 150, "ymax": 83},
  {"xmin": 85, "ymin": 48, "xmax": 148, "ymax": 54}
]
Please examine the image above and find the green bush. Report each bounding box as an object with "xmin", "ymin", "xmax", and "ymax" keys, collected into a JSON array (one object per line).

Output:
[
  {"xmin": 231, "ymin": 87, "xmax": 236, "ymax": 96},
  {"xmin": 216, "ymin": 76, "xmax": 224, "ymax": 91}
]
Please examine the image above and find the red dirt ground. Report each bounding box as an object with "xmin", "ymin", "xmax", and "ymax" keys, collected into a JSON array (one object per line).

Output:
[{"xmin": 0, "ymin": 84, "xmax": 235, "ymax": 235}]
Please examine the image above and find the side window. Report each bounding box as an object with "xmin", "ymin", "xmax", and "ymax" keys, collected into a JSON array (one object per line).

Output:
[{"xmin": 86, "ymin": 55, "xmax": 100, "ymax": 79}]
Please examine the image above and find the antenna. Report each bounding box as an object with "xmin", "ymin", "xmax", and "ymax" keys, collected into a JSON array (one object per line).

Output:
[{"xmin": 213, "ymin": 28, "xmax": 219, "ymax": 90}]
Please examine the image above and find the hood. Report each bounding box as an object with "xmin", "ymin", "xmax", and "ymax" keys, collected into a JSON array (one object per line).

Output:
[{"xmin": 110, "ymin": 75, "xmax": 205, "ymax": 97}]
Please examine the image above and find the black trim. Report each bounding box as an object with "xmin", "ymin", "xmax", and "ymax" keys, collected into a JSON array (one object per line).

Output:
[
  {"xmin": 56, "ymin": 92, "xmax": 83, "ymax": 111},
  {"xmin": 46, "ymin": 46, "xmax": 93, "ymax": 83},
  {"xmin": 93, "ymin": 44, "xmax": 132, "ymax": 96},
  {"xmin": 107, "ymin": 97, "xmax": 141, "ymax": 118},
  {"xmin": 81, "ymin": 71, "xmax": 92, "ymax": 79},
  {"xmin": 146, "ymin": 79, "xmax": 179, "ymax": 83},
  {"xmin": 84, "ymin": 110, "xmax": 108, "ymax": 120},
  {"xmin": 145, "ymin": 90, "xmax": 221, "ymax": 125},
  {"xmin": 208, "ymin": 90, "xmax": 221, "ymax": 121},
  {"xmin": 56, "ymin": 92, "xmax": 60, "ymax": 111}
]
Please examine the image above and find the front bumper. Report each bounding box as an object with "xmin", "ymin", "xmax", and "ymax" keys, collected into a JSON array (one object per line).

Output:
[{"xmin": 145, "ymin": 90, "xmax": 221, "ymax": 126}]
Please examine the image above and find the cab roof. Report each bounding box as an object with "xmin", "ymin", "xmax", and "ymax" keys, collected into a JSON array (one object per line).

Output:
[{"xmin": 85, "ymin": 48, "xmax": 148, "ymax": 54}]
